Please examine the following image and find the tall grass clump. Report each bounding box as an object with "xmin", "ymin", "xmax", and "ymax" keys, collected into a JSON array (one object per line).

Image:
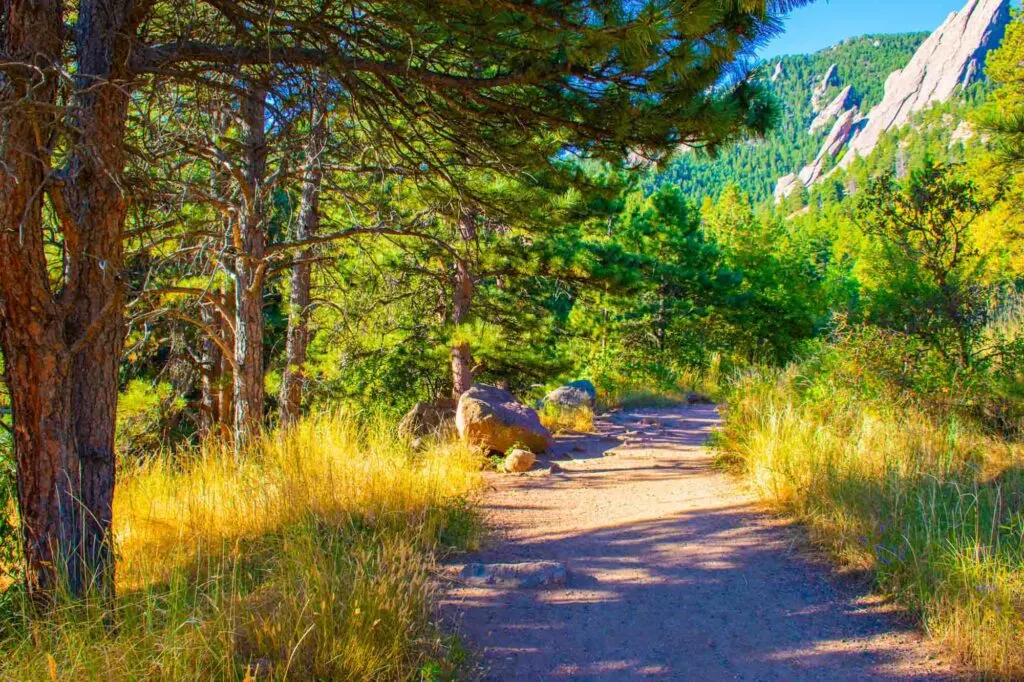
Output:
[
  {"xmin": 721, "ymin": 343, "xmax": 1024, "ymax": 676},
  {"xmin": 0, "ymin": 410, "xmax": 481, "ymax": 681},
  {"xmin": 586, "ymin": 351, "xmax": 727, "ymax": 410},
  {"xmin": 539, "ymin": 403, "xmax": 595, "ymax": 434}
]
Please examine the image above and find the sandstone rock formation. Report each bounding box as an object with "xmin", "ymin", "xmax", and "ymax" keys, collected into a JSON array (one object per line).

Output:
[
  {"xmin": 779, "ymin": 108, "xmax": 863, "ymax": 200},
  {"xmin": 773, "ymin": 173, "xmax": 800, "ymax": 202},
  {"xmin": 809, "ymin": 85, "xmax": 857, "ymax": 135},
  {"xmin": 773, "ymin": 0, "xmax": 1009, "ymax": 200},
  {"xmin": 456, "ymin": 383, "xmax": 554, "ymax": 453},
  {"xmin": 811, "ymin": 64, "xmax": 840, "ymax": 111},
  {"xmin": 949, "ymin": 120, "xmax": 976, "ymax": 147},
  {"xmin": 840, "ymin": 0, "xmax": 1009, "ymax": 168}
]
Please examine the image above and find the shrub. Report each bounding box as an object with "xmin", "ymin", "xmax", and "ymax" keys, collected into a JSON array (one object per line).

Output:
[
  {"xmin": 116, "ymin": 379, "xmax": 189, "ymax": 459},
  {"xmin": 721, "ymin": 358, "xmax": 1024, "ymax": 676}
]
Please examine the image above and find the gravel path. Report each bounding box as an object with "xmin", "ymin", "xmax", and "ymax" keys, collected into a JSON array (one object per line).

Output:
[{"xmin": 441, "ymin": 404, "xmax": 957, "ymax": 681}]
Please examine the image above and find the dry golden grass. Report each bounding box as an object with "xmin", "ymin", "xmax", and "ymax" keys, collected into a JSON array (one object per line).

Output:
[
  {"xmin": 721, "ymin": 367, "xmax": 1024, "ymax": 677},
  {"xmin": 539, "ymin": 404, "xmax": 595, "ymax": 434},
  {"xmin": 0, "ymin": 410, "xmax": 482, "ymax": 681}
]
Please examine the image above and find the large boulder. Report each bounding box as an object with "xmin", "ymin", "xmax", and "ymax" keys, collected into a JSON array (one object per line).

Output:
[
  {"xmin": 542, "ymin": 379, "xmax": 597, "ymax": 410},
  {"xmin": 398, "ymin": 399, "xmax": 456, "ymax": 439},
  {"xmin": 456, "ymin": 384, "xmax": 554, "ymax": 453}
]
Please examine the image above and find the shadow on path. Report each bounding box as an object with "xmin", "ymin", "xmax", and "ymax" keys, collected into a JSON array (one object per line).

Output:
[{"xmin": 441, "ymin": 405, "xmax": 953, "ymax": 681}]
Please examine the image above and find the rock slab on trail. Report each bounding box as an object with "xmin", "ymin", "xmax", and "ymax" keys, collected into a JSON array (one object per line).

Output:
[
  {"xmin": 443, "ymin": 405, "xmax": 955, "ymax": 681},
  {"xmin": 459, "ymin": 561, "xmax": 568, "ymax": 589}
]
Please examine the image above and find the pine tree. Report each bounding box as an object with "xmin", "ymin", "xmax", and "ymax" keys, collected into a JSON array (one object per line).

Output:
[{"xmin": 0, "ymin": 0, "xmax": 813, "ymax": 602}]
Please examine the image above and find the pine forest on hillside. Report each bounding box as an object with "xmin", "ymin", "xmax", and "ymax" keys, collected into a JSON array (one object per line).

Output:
[{"xmin": 2, "ymin": 0, "xmax": 1024, "ymax": 679}]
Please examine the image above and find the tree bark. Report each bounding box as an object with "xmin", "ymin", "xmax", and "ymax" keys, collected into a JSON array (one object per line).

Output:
[
  {"xmin": 218, "ymin": 286, "xmax": 236, "ymax": 438},
  {"xmin": 280, "ymin": 107, "xmax": 326, "ymax": 426},
  {"xmin": 61, "ymin": 0, "xmax": 147, "ymax": 598},
  {"xmin": 200, "ymin": 300, "xmax": 223, "ymax": 435},
  {"xmin": 0, "ymin": 0, "xmax": 84, "ymax": 602},
  {"xmin": 451, "ymin": 212, "xmax": 476, "ymax": 399},
  {"xmin": 232, "ymin": 89, "xmax": 268, "ymax": 445}
]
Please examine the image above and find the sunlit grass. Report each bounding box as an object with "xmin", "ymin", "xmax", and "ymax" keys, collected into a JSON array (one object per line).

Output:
[
  {"xmin": 721, "ymin": 367, "xmax": 1024, "ymax": 677},
  {"xmin": 597, "ymin": 352, "xmax": 724, "ymax": 410},
  {"xmin": 0, "ymin": 410, "xmax": 482, "ymax": 681},
  {"xmin": 539, "ymin": 403, "xmax": 595, "ymax": 434},
  {"xmin": 610, "ymin": 389, "xmax": 686, "ymax": 410}
]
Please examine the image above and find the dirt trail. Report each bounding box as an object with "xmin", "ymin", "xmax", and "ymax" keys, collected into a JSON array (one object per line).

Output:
[{"xmin": 441, "ymin": 405, "xmax": 956, "ymax": 681}]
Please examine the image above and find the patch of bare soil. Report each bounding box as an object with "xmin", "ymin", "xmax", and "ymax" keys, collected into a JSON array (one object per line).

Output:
[{"xmin": 441, "ymin": 405, "xmax": 958, "ymax": 681}]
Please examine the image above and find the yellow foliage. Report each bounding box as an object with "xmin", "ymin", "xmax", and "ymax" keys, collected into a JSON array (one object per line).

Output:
[{"xmin": 539, "ymin": 404, "xmax": 595, "ymax": 434}]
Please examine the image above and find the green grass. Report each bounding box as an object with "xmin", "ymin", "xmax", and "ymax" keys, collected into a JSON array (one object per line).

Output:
[
  {"xmin": 596, "ymin": 352, "xmax": 725, "ymax": 410},
  {"xmin": 0, "ymin": 410, "xmax": 482, "ymax": 681},
  {"xmin": 720, "ymin": 366, "xmax": 1024, "ymax": 677},
  {"xmin": 612, "ymin": 390, "xmax": 687, "ymax": 410}
]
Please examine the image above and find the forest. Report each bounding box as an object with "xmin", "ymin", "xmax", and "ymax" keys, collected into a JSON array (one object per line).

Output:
[{"xmin": 2, "ymin": 0, "xmax": 1024, "ymax": 679}]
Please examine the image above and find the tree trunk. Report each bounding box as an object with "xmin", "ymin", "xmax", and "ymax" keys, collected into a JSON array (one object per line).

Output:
[
  {"xmin": 0, "ymin": 203, "xmax": 83, "ymax": 602},
  {"xmin": 450, "ymin": 258, "xmax": 475, "ymax": 398},
  {"xmin": 232, "ymin": 89, "xmax": 268, "ymax": 445},
  {"xmin": 451, "ymin": 212, "xmax": 476, "ymax": 399},
  {"xmin": 4, "ymin": 328, "xmax": 82, "ymax": 601},
  {"xmin": 218, "ymin": 286, "xmax": 236, "ymax": 438},
  {"xmin": 200, "ymin": 301, "xmax": 223, "ymax": 436},
  {"xmin": 0, "ymin": 0, "xmax": 85, "ymax": 603},
  {"xmin": 451, "ymin": 340, "xmax": 475, "ymax": 398},
  {"xmin": 280, "ymin": 108, "xmax": 326, "ymax": 426},
  {"xmin": 61, "ymin": 0, "xmax": 147, "ymax": 599}
]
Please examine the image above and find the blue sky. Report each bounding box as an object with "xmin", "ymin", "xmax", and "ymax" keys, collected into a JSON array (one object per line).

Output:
[{"xmin": 760, "ymin": 0, "xmax": 1020, "ymax": 59}]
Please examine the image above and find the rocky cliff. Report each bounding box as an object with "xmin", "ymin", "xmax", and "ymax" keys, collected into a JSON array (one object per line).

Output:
[
  {"xmin": 774, "ymin": 0, "xmax": 1010, "ymax": 202},
  {"xmin": 811, "ymin": 64, "xmax": 840, "ymax": 111},
  {"xmin": 809, "ymin": 85, "xmax": 857, "ymax": 135},
  {"xmin": 839, "ymin": 0, "xmax": 1010, "ymax": 168}
]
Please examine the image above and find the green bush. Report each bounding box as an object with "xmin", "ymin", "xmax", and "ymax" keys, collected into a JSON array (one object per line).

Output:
[
  {"xmin": 117, "ymin": 380, "xmax": 188, "ymax": 459},
  {"xmin": 804, "ymin": 322, "xmax": 1024, "ymax": 436}
]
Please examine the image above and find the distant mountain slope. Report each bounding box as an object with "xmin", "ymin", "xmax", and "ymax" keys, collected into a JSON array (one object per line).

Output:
[{"xmin": 656, "ymin": 33, "xmax": 929, "ymax": 204}]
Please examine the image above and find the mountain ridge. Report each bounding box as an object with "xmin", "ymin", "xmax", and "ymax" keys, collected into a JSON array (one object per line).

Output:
[
  {"xmin": 771, "ymin": 0, "xmax": 1009, "ymax": 202},
  {"xmin": 655, "ymin": 33, "xmax": 929, "ymax": 203}
]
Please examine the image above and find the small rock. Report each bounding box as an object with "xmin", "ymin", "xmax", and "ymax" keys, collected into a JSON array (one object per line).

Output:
[
  {"xmin": 504, "ymin": 448, "xmax": 536, "ymax": 473},
  {"xmin": 460, "ymin": 561, "xmax": 568, "ymax": 588},
  {"xmin": 548, "ymin": 463, "xmax": 562, "ymax": 474},
  {"xmin": 572, "ymin": 444, "xmax": 586, "ymax": 453}
]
